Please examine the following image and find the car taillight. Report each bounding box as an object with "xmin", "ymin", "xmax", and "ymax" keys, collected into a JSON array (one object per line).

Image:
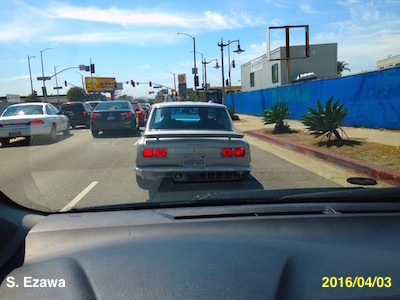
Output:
[
  {"xmin": 30, "ymin": 119, "xmax": 44, "ymax": 125},
  {"xmin": 222, "ymin": 148, "xmax": 233, "ymax": 157},
  {"xmin": 234, "ymin": 147, "xmax": 246, "ymax": 157},
  {"xmin": 222, "ymin": 148, "xmax": 245, "ymax": 157},
  {"xmin": 142, "ymin": 148, "xmax": 167, "ymax": 158},
  {"xmin": 136, "ymin": 110, "xmax": 142, "ymax": 114},
  {"xmin": 91, "ymin": 112, "xmax": 96, "ymax": 119},
  {"xmin": 83, "ymin": 111, "xmax": 86, "ymax": 116},
  {"xmin": 121, "ymin": 112, "xmax": 131, "ymax": 118}
]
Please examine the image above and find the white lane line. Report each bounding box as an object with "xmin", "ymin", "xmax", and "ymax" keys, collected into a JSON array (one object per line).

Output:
[
  {"xmin": 134, "ymin": 140, "xmax": 139, "ymax": 145},
  {"xmin": 60, "ymin": 181, "xmax": 98, "ymax": 212}
]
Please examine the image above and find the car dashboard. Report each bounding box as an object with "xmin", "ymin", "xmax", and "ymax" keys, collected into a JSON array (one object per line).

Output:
[{"xmin": 1, "ymin": 193, "xmax": 400, "ymax": 299}]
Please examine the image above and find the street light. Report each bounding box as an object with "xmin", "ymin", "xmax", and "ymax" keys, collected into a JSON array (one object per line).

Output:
[
  {"xmin": 228, "ymin": 40, "xmax": 245, "ymax": 96},
  {"xmin": 165, "ymin": 71, "xmax": 176, "ymax": 101},
  {"xmin": 176, "ymin": 32, "xmax": 198, "ymax": 101},
  {"xmin": 202, "ymin": 58, "xmax": 219, "ymax": 102},
  {"xmin": 217, "ymin": 39, "xmax": 244, "ymax": 105},
  {"xmin": 27, "ymin": 55, "xmax": 35, "ymax": 97},
  {"xmin": 76, "ymin": 72, "xmax": 85, "ymax": 91},
  {"xmin": 54, "ymin": 65, "xmax": 62, "ymax": 108},
  {"xmin": 40, "ymin": 47, "xmax": 54, "ymax": 102}
]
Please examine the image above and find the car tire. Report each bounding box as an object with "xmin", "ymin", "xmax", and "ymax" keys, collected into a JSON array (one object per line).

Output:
[
  {"xmin": 63, "ymin": 122, "xmax": 71, "ymax": 135},
  {"xmin": 48, "ymin": 124, "xmax": 56, "ymax": 142},
  {"xmin": 72, "ymin": 124, "xmax": 76, "ymax": 129},
  {"xmin": 0, "ymin": 138, "xmax": 10, "ymax": 147},
  {"xmin": 92, "ymin": 130, "xmax": 99, "ymax": 138}
]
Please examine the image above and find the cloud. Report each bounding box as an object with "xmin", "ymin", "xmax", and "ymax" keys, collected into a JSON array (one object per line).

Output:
[{"xmin": 299, "ymin": 3, "xmax": 315, "ymax": 14}]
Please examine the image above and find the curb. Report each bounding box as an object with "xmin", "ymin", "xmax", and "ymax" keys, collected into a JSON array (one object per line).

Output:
[{"xmin": 245, "ymin": 130, "xmax": 400, "ymax": 186}]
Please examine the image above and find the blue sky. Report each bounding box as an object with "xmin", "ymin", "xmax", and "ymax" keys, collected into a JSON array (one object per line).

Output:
[{"xmin": 1, "ymin": 0, "xmax": 399, "ymax": 98}]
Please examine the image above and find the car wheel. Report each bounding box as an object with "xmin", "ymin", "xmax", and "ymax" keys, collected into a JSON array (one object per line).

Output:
[
  {"xmin": 48, "ymin": 124, "xmax": 56, "ymax": 142},
  {"xmin": 0, "ymin": 138, "xmax": 10, "ymax": 147},
  {"xmin": 72, "ymin": 124, "xmax": 76, "ymax": 129},
  {"xmin": 92, "ymin": 130, "xmax": 99, "ymax": 138},
  {"xmin": 63, "ymin": 122, "xmax": 71, "ymax": 135}
]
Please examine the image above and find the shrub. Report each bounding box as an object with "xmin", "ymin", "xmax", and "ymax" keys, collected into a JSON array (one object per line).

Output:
[
  {"xmin": 302, "ymin": 96, "xmax": 348, "ymax": 141},
  {"xmin": 262, "ymin": 102, "xmax": 291, "ymax": 133}
]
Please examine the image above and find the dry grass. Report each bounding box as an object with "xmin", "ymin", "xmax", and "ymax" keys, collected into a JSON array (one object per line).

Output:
[{"xmin": 260, "ymin": 129, "xmax": 400, "ymax": 173}]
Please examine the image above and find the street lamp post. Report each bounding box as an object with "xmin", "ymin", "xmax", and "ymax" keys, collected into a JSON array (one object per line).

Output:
[
  {"xmin": 54, "ymin": 65, "xmax": 62, "ymax": 108},
  {"xmin": 176, "ymin": 32, "xmax": 198, "ymax": 101},
  {"xmin": 76, "ymin": 72, "xmax": 85, "ymax": 91},
  {"xmin": 165, "ymin": 71, "xmax": 176, "ymax": 101},
  {"xmin": 40, "ymin": 47, "xmax": 54, "ymax": 102},
  {"xmin": 27, "ymin": 55, "xmax": 35, "ymax": 97},
  {"xmin": 217, "ymin": 39, "xmax": 244, "ymax": 105},
  {"xmin": 202, "ymin": 58, "xmax": 219, "ymax": 102}
]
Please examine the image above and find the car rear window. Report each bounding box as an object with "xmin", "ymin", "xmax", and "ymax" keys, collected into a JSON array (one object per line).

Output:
[
  {"xmin": 149, "ymin": 107, "xmax": 232, "ymax": 130},
  {"xmin": 2, "ymin": 105, "xmax": 43, "ymax": 116},
  {"xmin": 96, "ymin": 102, "xmax": 129, "ymax": 110},
  {"xmin": 60, "ymin": 103, "xmax": 84, "ymax": 112}
]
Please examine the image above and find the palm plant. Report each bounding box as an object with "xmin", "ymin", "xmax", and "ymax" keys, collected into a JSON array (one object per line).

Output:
[
  {"xmin": 262, "ymin": 102, "xmax": 290, "ymax": 133},
  {"xmin": 337, "ymin": 61, "xmax": 351, "ymax": 77},
  {"xmin": 302, "ymin": 96, "xmax": 348, "ymax": 141}
]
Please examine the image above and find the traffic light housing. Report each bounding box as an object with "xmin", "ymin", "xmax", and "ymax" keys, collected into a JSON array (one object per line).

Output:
[
  {"xmin": 149, "ymin": 81, "xmax": 152, "ymax": 87},
  {"xmin": 194, "ymin": 75, "xmax": 199, "ymax": 87},
  {"xmin": 226, "ymin": 79, "xmax": 229, "ymax": 86},
  {"xmin": 64, "ymin": 80, "xmax": 67, "ymax": 87},
  {"xmin": 90, "ymin": 64, "xmax": 95, "ymax": 74},
  {"xmin": 131, "ymin": 80, "xmax": 135, "ymax": 87},
  {"xmin": 232, "ymin": 60, "xmax": 235, "ymax": 68}
]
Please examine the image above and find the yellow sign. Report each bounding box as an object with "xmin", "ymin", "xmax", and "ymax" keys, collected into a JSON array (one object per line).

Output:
[
  {"xmin": 85, "ymin": 77, "xmax": 116, "ymax": 92},
  {"xmin": 178, "ymin": 74, "xmax": 186, "ymax": 84}
]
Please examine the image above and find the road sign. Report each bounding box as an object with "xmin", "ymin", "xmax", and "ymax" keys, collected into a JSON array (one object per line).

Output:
[
  {"xmin": 178, "ymin": 74, "xmax": 186, "ymax": 84},
  {"xmin": 37, "ymin": 76, "xmax": 51, "ymax": 81},
  {"xmin": 53, "ymin": 87, "xmax": 63, "ymax": 90},
  {"xmin": 153, "ymin": 85, "xmax": 162, "ymax": 89},
  {"xmin": 192, "ymin": 68, "xmax": 198, "ymax": 75},
  {"xmin": 79, "ymin": 65, "xmax": 86, "ymax": 71}
]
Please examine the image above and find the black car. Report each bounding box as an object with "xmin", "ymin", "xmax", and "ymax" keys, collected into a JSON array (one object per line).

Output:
[
  {"xmin": 90, "ymin": 100, "xmax": 139, "ymax": 137},
  {"xmin": 60, "ymin": 102, "xmax": 92, "ymax": 129}
]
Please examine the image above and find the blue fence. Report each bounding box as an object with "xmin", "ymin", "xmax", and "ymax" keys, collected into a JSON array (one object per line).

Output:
[{"xmin": 227, "ymin": 67, "xmax": 400, "ymax": 129}]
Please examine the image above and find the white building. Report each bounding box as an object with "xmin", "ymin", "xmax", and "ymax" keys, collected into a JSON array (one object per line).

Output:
[
  {"xmin": 241, "ymin": 43, "xmax": 337, "ymax": 92},
  {"xmin": 377, "ymin": 54, "xmax": 400, "ymax": 70}
]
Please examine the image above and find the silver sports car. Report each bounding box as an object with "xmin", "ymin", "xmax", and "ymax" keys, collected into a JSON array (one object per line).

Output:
[
  {"xmin": 0, "ymin": 102, "xmax": 70, "ymax": 146},
  {"xmin": 135, "ymin": 102, "xmax": 252, "ymax": 186}
]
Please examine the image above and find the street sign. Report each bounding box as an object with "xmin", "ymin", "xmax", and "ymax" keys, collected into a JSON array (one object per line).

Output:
[
  {"xmin": 53, "ymin": 87, "xmax": 63, "ymax": 90},
  {"xmin": 79, "ymin": 65, "xmax": 86, "ymax": 71},
  {"xmin": 37, "ymin": 76, "xmax": 51, "ymax": 81},
  {"xmin": 153, "ymin": 85, "xmax": 162, "ymax": 89},
  {"xmin": 192, "ymin": 68, "xmax": 198, "ymax": 75}
]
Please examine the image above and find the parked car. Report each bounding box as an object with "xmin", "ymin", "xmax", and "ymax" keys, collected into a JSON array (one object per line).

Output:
[
  {"xmin": 0, "ymin": 102, "xmax": 70, "ymax": 146},
  {"xmin": 130, "ymin": 102, "xmax": 147, "ymax": 127},
  {"xmin": 86, "ymin": 101, "xmax": 100, "ymax": 110},
  {"xmin": 135, "ymin": 102, "xmax": 252, "ymax": 187},
  {"xmin": 90, "ymin": 100, "xmax": 139, "ymax": 138},
  {"xmin": 59, "ymin": 102, "xmax": 92, "ymax": 129}
]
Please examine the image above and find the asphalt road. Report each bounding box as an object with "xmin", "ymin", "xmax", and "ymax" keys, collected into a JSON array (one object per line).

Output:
[{"xmin": 0, "ymin": 127, "xmax": 346, "ymax": 212}]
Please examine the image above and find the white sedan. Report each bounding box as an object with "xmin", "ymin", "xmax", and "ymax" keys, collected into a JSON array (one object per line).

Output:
[
  {"xmin": 134, "ymin": 102, "xmax": 252, "ymax": 187},
  {"xmin": 0, "ymin": 102, "xmax": 70, "ymax": 146}
]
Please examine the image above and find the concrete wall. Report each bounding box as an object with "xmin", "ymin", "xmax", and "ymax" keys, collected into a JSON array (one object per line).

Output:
[{"xmin": 227, "ymin": 67, "xmax": 400, "ymax": 129}]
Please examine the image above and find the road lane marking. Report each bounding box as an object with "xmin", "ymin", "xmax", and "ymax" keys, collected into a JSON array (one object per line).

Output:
[
  {"xmin": 60, "ymin": 181, "xmax": 98, "ymax": 212},
  {"xmin": 134, "ymin": 140, "xmax": 139, "ymax": 145}
]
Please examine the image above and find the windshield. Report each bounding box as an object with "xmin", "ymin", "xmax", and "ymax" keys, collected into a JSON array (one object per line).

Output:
[{"xmin": 0, "ymin": 1, "xmax": 399, "ymax": 213}]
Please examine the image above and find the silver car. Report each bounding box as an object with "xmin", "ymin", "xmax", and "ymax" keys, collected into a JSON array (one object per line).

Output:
[
  {"xmin": 135, "ymin": 102, "xmax": 252, "ymax": 186},
  {"xmin": 0, "ymin": 102, "xmax": 70, "ymax": 146}
]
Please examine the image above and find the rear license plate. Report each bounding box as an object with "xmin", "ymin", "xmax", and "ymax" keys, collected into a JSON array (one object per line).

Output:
[
  {"xmin": 67, "ymin": 112, "xmax": 75, "ymax": 116},
  {"xmin": 9, "ymin": 131, "xmax": 21, "ymax": 138},
  {"xmin": 183, "ymin": 155, "xmax": 205, "ymax": 167},
  {"xmin": 107, "ymin": 116, "xmax": 115, "ymax": 121}
]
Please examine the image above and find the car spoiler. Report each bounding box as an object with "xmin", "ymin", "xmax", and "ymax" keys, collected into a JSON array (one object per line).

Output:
[{"xmin": 143, "ymin": 130, "xmax": 244, "ymax": 139}]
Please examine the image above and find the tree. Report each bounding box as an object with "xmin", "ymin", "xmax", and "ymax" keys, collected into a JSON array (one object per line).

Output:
[
  {"xmin": 302, "ymin": 96, "xmax": 348, "ymax": 141},
  {"xmin": 26, "ymin": 93, "xmax": 40, "ymax": 102},
  {"xmin": 66, "ymin": 87, "xmax": 85, "ymax": 101},
  {"xmin": 262, "ymin": 102, "xmax": 291, "ymax": 133},
  {"xmin": 337, "ymin": 61, "xmax": 351, "ymax": 77}
]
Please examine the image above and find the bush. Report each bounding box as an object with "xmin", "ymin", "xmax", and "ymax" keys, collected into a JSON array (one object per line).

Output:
[
  {"xmin": 228, "ymin": 107, "xmax": 239, "ymax": 120},
  {"xmin": 262, "ymin": 102, "xmax": 291, "ymax": 133},
  {"xmin": 302, "ymin": 96, "xmax": 348, "ymax": 141}
]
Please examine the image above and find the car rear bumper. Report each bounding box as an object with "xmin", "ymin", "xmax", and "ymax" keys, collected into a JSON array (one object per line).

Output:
[
  {"xmin": 134, "ymin": 165, "xmax": 252, "ymax": 181},
  {"xmin": 0, "ymin": 125, "xmax": 51, "ymax": 138},
  {"xmin": 91, "ymin": 119, "xmax": 134, "ymax": 131}
]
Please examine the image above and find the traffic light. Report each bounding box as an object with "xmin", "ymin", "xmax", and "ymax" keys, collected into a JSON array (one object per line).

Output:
[
  {"xmin": 226, "ymin": 79, "xmax": 229, "ymax": 86},
  {"xmin": 194, "ymin": 75, "xmax": 199, "ymax": 87},
  {"xmin": 149, "ymin": 81, "xmax": 152, "ymax": 87},
  {"xmin": 85, "ymin": 66, "xmax": 90, "ymax": 72},
  {"xmin": 64, "ymin": 80, "xmax": 67, "ymax": 87},
  {"xmin": 90, "ymin": 64, "xmax": 95, "ymax": 74},
  {"xmin": 232, "ymin": 60, "xmax": 235, "ymax": 68},
  {"xmin": 131, "ymin": 80, "xmax": 135, "ymax": 87}
]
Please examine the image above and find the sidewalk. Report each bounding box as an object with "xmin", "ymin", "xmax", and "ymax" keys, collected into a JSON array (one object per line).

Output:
[
  {"xmin": 235, "ymin": 114, "xmax": 400, "ymax": 147},
  {"xmin": 234, "ymin": 114, "xmax": 400, "ymax": 186}
]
